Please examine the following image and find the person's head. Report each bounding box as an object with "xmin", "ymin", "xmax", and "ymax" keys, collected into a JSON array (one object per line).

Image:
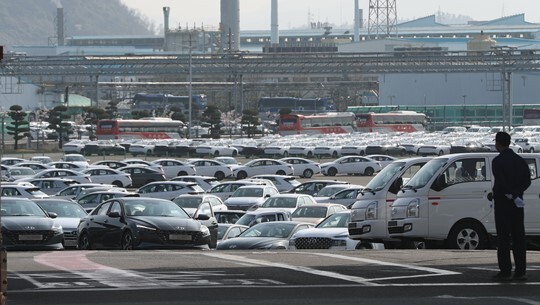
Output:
[{"xmin": 495, "ymin": 131, "xmax": 511, "ymax": 152}]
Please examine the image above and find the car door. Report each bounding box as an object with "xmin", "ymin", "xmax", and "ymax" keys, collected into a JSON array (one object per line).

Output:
[
  {"xmin": 84, "ymin": 201, "xmax": 112, "ymax": 248},
  {"xmin": 194, "ymin": 201, "xmax": 218, "ymax": 240},
  {"xmin": 100, "ymin": 201, "xmax": 125, "ymax": 249}
]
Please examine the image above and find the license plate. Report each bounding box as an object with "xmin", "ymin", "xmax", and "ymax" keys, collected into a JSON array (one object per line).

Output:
[
  {"xmin": 19, "ymin": 234, "xmax": 42, "ymax": 241},
  {"xmin": 64, "ymin": 240, "xmax": 78, "ymax": 247},
  {"xmin": 388, "ymin": 221, "xmax": 398, "ymax": 227},
  {"xmin": 169, "ymin": 234, "xmax": 191, "ymax": 241}
]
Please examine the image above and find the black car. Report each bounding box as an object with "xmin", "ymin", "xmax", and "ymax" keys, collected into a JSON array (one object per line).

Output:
[
  {"xmin": 77, "ymin": 197, "xmax": 213, "ymax": 250},
  {"xmin": 118, "ymin": 165, "xmax": 166, "ymax": 188},
  {"xmin": 1, "ymin": 198, "xmax": 64, "ymax": 250},
  {"xmin": 287, "ymin": 180, "xmax": 350, "ymax": 196},
  {"xmin": 449, "ymin": 141, "xmax": 492, "ymax": 154},
  {"xmin": 83, "ymin": 142, "xmax": 126, "ymax": 156}
]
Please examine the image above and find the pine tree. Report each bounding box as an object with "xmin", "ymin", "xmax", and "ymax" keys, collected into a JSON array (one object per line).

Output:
[
  {"xmin": 201, "ymin": 105, "xmax": 222, "ymax": 138},
  {"xmin": 241, "ymin": 109, "xmax": 260, "ymax": 138},
  {"xmin": 6, "ymin": 105, "xmax": 30, "ymax": 150},
  {"xmin": 47, "ymin": 105, "xmax": 71, "ymax": 148}
]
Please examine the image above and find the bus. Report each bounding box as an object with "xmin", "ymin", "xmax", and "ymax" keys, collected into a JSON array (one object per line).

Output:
[
  {"xmin": 278, "ymin": 112, "xmax": 355, "ymax": 136},
  {"xmin": 523, "ymin": 108, "xmax": 540, "ymax": 126},
  {"xmin": 96, "ymin": 118, "xmax": 185, "ymax": 140},
  {"xmin": 355, "ymin": 111, "xmax": 427, "ymax": 133},
  {"xmin": 132, "ymin": 93, "xmax": 207, "ymax": 113},
  {"xmin": 258, "ymin": 97, "xmax": 335, "ymax": 118}
]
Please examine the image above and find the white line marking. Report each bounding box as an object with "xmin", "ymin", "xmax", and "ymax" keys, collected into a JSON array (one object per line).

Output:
[
  {"xmin": 202, "ymin": 252, "xmax": 381, "ymax": 286},
  {"xmin": 437, "ymin": 295, "xmax": 540, "ymax": 304},
  {"xmin": 10, "ymin": 271, "xmax": 49, "ymax": 289}
]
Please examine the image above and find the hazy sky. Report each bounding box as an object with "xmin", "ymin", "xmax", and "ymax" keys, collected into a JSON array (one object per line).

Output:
[{"xmin": 121, "ymin": 0, "xmax": 540, "ymax": 31}]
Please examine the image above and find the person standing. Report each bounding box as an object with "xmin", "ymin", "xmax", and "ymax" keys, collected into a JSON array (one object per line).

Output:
[{"xmin": 491, "ymin": 131, "xmax": 531, "ymax": 281}]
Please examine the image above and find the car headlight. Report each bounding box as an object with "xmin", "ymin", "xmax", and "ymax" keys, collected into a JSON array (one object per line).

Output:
[
  {"xmin": 200, "ymin": 225, "xmax": 210, "ymax": 236},
  {"xmin": 365, "ymin": 201, "xmax": 378, "ymax": 220},
  {"xmin": 406, "ymin": 199, "xmax": 420, "ymax": 218},
  {"xmin": 52, "ymin": 222, "xmax": 63, "ymax": 233},
  {"xmin": 288, "ymin": 238, "xmax": 296, "ymax": 246},
  {"xmin": 136, "ymin": 224, "xmax": 157, "ymax": 231}
]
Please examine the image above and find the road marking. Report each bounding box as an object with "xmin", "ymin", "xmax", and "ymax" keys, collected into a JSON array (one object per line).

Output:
[
  {"xmin": 203, "ymin": 252, "xmax": 381, "ymax": 286},
  {"xmin": 437, "ymin": 295, "xmax": 540, "ymax": 304},
  {"xmin": 307, "ymin": 252, "xmax": 460, "ymax": 282}
]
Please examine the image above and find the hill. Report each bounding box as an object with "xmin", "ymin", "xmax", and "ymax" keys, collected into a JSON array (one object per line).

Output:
[{"xmin": 0, "ymin": 0, "xmax": 154, "ymax": 49}]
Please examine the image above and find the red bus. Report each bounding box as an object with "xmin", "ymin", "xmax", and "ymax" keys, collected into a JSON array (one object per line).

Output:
[
  {"xmin": 96, "ymin": 118, "xmax": 185, "ymax": 140},
  {"xmin": 278, "ymin": 112, "xmax": 356, "ymax": 136},
  {"xmin": 355, "ymin": 111, "xmax": 426, "ymax": 132}
]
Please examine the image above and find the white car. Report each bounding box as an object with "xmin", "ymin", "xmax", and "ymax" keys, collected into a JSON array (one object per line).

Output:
[
  {"xmin": 1, "ymin": 183, "xmax": 49, "ymax": 199},
  {"xmin": 49, "ymin": 161, "xmax": 87, "ymax": 172},
  {"xmin": 251, "ymin": 175, "xmax": 301, "ymax": 192},
  {"xmin": 196, "ymin": 144, "xmax": 239, "ymax": 157},
  {"xmin": 514, "ymin": 136, "xmax": 540, "ymax": 153},
  {"xmin": 30, "ymin": 169, "xmax": 92, "ymax": 184},
  {"xmin": 62, "ymin": 140, "xmax": 87, "ymax": 154},
  {"xmin": 214, "ymin": 156, "xmax": 240, "ymax": 166},
  {"xmin": 232, "ymin": 158, "xmax": 294, "ymax": 180},
  {"xmin": 61, "ymin": 154, "xmax": 89, "ymax": 168},
  {"xmin": 417, "ymin": 141, "xmax": 451, "ymax": 156},
  {"xmin": 279, "ymin": 157, "xmax": 321, "ymax": 178},
  {"xmin": 366, "ymin": 155, "xmax": 398, "ymax": 169},
  {"xmin": 18, "ymin": 178, "xmax": 80, "ymax": 195},
  {"xmin": 1, "ymin": 157, "xmax": 27, "ymax": 166},
  {"xmin": 206, "ymin": 181, "xmax": 270, "ymax": 201},
  {"xmin": 128, "ymin": 141, "xmax": 156, "ymax": 156},
  {"xmin": 150, "ymin": 159, "xmax": 195, "ymax": 179},
  {"xmin": 288, "ymin": 145, "xmax": 315, "ymax": 158},
  {"xmin": 16, "ymin": 162, "xmax": 53, "ymax": 173},
  {"xmin": 172, "ymin": 194, "xmax": 228, "ymax": 217},
  {"xmin": 289, "ymin": 211, "xmax": 379, "ymax": 250},
  {"xmin": 320, "ymin": 156, "xmax": 382, "ymax": 177},
  {"xmin": 258, "ymin": 194, "xmax": 317, "ymax": 214},
  {"xmin": 137, "ymin": 181, "xmax": 205, "ymax": 200},
  {"xmin": 188, "ymin": 159, "xmax": 233, "ymax": 180},
  {"xmin": 54, "ymin": 183, "xmax": 111, "ymax": 199},
  {"xmin": 263, "ymin": 144, "xmax": 290, "ymax": 157},
  {"xmin": 171, "ymin": 175, "xmax": 220, "ymax": 191},
  {"xmin": 30, "ymin": 156, "xmax": 53, "ymax": 164},
  {"xmin": 82, "ymin": 168, "xmax": 132, "ymax": 188},
  {"xmin": 223, "ymin": 185, "xmax": 280, "ymax": 211},
  {"xmin": 313, "ymin": 184, "xmax": 363, "ymax": 203}
]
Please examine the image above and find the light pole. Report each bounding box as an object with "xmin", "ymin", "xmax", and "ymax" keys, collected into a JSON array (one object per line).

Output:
[
  {"xmin": 462, "ymin": 95, "xmax": 467, "ymax": 123},
  {"xmin": 187, "ymin": 35, "xmax": 193, "ymax": 139}
]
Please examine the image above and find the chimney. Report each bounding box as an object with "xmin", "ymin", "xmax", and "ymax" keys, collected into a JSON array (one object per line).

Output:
[
  {"xmin": 57, "ymin": 7, "xmax": 65, "ymax": 46},
  {"xmin": 354, "ymin": 0, "xmax": 360, "ymax": 42},
  {"xmin": 163, "ymin": 7, "xmax": 170, "ymax": 51},
  {"xmin": 220, "ymin": 0, "xmax": 240, "ymax": 51},
  {"xmin": 271, "ymin": 0, "xmax": 279, "ymax": 45}
]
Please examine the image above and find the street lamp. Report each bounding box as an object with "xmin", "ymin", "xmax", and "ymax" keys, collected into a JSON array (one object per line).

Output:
[
  {"xmin": 188, "ymin": 41, "xmax": 193, "ymax": 139},
  {"xmin": 462, "ymin": 95, "xmax": 467, "ymax": 123}
]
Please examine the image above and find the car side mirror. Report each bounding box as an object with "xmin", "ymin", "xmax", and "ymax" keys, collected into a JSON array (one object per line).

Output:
[
  {"xmin": 47, "ymin": 212, "xmax": 58, "ymax": 218},
  {"xmin": 431, "ymin": 175, "xmax": 447, "ymax": 192},
  {"xmin": 108, "ymin": 211, "xmax": 121, "ymax": 218},
  {"xmin": 196, "ymin": 214, "xmax": 210, "ymax": 221}
]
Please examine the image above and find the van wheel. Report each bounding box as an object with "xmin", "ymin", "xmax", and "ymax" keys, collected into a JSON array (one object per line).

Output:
[{"xmin": 446, "ymin": 221, "xmax": 488, "ymax": 250}]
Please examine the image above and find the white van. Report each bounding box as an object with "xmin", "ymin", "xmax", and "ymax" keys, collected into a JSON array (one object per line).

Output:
[
  {"xmin": 348, "ymin": 157, "xmax": 431, "ymax": 248},
  {"xmin": 387, "ymin": 153, "xmax": 540, "ymax": 250}
]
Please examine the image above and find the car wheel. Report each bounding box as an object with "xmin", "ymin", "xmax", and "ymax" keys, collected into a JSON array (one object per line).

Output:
[
  {"xmin": 215, "ymin": 171, "xmax": 225, "ymax": 180},
  {"xmin": 530, "ymin": 148, "xmax": 535, "ymax": 153},
  {"xmin": 178, "ymin": 171, "xmax": 188, "ymax": 176},
  {"xmin": 356, "ymin": 242, "xmax": 374, "ymax": 250},
  {"xmin": 364, "ymin": 167, "xmax": 374, "ymax": 176},
  {"xmin": 438, "ymin": 150, "xmax": 444, "ymax": 156},
  {"xmin": 81, "ymin": 149, "xmax": 87, "ymax": 156},
  {"xmin": 360, "ymin": 150, "xmax": 365, "ymax": 156},
  {"xmin": 282, "ymin": 151, "xmax": 289, "ymax": 157},
  {"xmin": 302, "ymin": 169, "xmax": 313, "ymax": 178},
  {"xmin": 306, "ymin": 151, "xmax": 313, "ymax": 158},
  {"xmin": 121, "ymin": 231, "xmax": 134, "ymax": 250},
  {"xmin": 276, "ymin": 170, "xmax": 286, "ymax": 175},
  {"xmin": 518, "ymin": 148, "xmax": 523, "ymax": 153},
  {"xmin": 209, "ymin": 230, "xmax": 218, "ymax": 249},
  {"xmin": 446, "ymin": 221, "xmax": 488, "ymax": 250},
  {"xmin": 328, "ymin": 167, "xmax": 337, "ymax": 176},
  {"xmin": 331, "ymin": 151, "xmax": 338, "ymax": 158},
  {"xmin": 232, "ymin": 150, "xmax": 238, "ymax": 157},
  {"xmin": 237, "ymin": 171, "xmax": 248, "ymax": 180},
  {"xmin": 214, "ymin": 151, "xmax": 220, "ymax": 157},
  {"xmin": 78, "ymin": 232, "xmax": 92, "ymax": 250},
  {"xmin": 112, "ymin": 181, "xmax": 123, "ymax": 187}
]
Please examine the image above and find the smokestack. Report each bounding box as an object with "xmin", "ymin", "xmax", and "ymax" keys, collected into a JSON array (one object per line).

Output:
[
  {"xmin": 271, "ymin": 0, "xmax": 279, "ymax": 45},
  {"xmin": 57, "ymin": 7, "xmax": 64, "ymax": 46},
  {"xmin": 163, "ymin": 7, "xmax": 170, "ymax": 51},
  {"xmin": 354, "ymin": 0, "xmax": 360, "ymax": 42},
  {"xmin": 220, "ymin": 0, "xmax": 240, "ymax": 51}
]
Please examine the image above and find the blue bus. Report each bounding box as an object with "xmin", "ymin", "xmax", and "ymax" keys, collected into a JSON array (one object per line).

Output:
[
  {"xmin": 132, "ymin": 93, "xmax": 207, "ymax": 113},
  {"xmin": 258, "ymin": 97, "xmax": 335, "ymax": 118}
]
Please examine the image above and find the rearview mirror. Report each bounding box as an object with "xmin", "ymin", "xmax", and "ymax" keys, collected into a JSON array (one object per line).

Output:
[{"xmin": 196, "ymin": 214, "xmax": 210, "ymax": 221}]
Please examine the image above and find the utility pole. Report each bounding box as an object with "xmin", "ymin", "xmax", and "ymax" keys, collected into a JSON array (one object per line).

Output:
[{"xmin": 188, "ymin": 34, "xmax": 193, "ymax": 139}]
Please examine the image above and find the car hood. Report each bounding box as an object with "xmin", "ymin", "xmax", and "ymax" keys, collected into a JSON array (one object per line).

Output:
[
  {"xmin": 319, "ymin": 162, "xmax": 332, "ymax": 167},
  {"xmin": 129, "ymin": 216, "xmax": 202, "ymax": 231},
  {"xmin": 292, "ymin": 227, "xmax": 348, "ymax": 238},
  {"xmin": 2, "ymin": 216, "xmax": 56, "ymax": 230},
  {"xmin": 291, "ymin": 217, "xmax": 324, "ymax": 225},
  {"xmin": 216, "ymin": 237, "xmax": 287, "ymax": 250},
  {"xmin": 53, "ymin": 217, "xmax": 82, "ymax": 231}
]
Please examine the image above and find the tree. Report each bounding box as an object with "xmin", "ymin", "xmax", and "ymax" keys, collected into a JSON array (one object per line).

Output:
[
  {"xmin": 46, "ymin": 105, "xmax": 72, "ymax": 148},
  {"xmin": 105, "ymin": 100, "xmax": 119, "ymax": 119},
  {"xmin": 6, "ymin": 105, "xmax": 30, "ymax": 150},
  {"xmin": 241, "ymin": 109, "xmax": 260, "ymax": 138},
  {"xmin": 131, "ymin": 110, "xmax": 151, "ymax": 120},
  {"xmin": 201, "ymin": 105, "xmax": 222, "ymax": 138},
  {"xmin": 169, "ymin": 106, "xmax": 186, "ymax": 122}
]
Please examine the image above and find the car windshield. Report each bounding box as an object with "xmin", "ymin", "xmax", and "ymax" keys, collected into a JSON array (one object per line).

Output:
[
  {"xmin": 235, "ymin": 214, "xmax": 256, "ymax": 226},
  {"xmin": 125, "ymin": 199, "xmax": 190, "ymax": 218},
  {"xmin": 292, "ymin": 206, "xmax": 327, "ymax": 218},
  {"xmin": 405, "ymin": 158, "xmax": 447, "ymax": 189},
  {"xmin": 232, "ymin": 188, "xmax": 263, "ymax": 197},
  {"xmin": 9, "ymin": 168, "xmax": 35, "ymax": 175},
  {"xmin": 2, "ymin": 200, "xmax": 47, "ymax": 217},
  {"xmin": 317, "ymin": 186, "xmax": 346, "ymax": 197},
  {"xmin": 316, "ymin": 213, "xmax": 350, "ymax": 228},
  {"xmin": 262, "ymin": 197, "xmax": 297, "ymax": 208},
  {"xmin": 37, "ymin": 201, "xmax": 87, "ymax": 218},
  {"xmin": 65, "ymin": 155, "xmax": 86, "ymax": 162},
  {"xmin": 365, "ymin": 162, "xmax": 405, "ymax": 191},
  {"xmin": 240, "ymin": 222, "xmax": 296, "ymax": 238},
  {"xmin": 27, "ymin": 188, "xmax": 48, "ymax": 197},
  {"xmin": 172, "ymin": 197, "xmax": 202, "ymax": 209}
]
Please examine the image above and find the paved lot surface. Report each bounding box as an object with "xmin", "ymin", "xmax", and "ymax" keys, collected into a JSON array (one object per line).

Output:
[{"xmin": 6, "ymin": 249, "xmax": 540, "ymax": 305}]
